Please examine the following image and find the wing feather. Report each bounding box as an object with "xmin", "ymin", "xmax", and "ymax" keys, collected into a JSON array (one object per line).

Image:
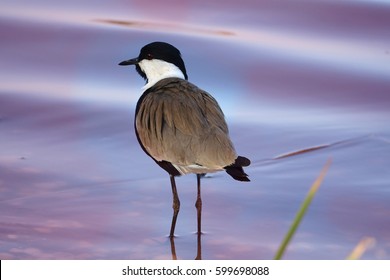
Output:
[{"xmin": 136, "ymin": 78, "xmax": 237, "ymax": 172}]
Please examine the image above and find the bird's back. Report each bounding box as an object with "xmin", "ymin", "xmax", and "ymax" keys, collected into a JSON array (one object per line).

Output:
[{"xmin": 135, "ymin": 77, "xmax": 238, "ymax": 175}]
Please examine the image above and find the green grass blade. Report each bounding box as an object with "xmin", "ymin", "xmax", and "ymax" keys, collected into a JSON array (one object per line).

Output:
[{"xmin": 274, "ymin": 158, "xmax": 332, "ymax": 260}]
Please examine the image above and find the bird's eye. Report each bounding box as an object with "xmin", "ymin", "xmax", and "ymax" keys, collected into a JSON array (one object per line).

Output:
[{"xmin": 146, "ymin": 53, "xmax": 153, "ymax": 60}]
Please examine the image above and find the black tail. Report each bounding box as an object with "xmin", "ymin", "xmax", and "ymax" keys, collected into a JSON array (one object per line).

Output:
[{"xmin": 224, "ymin": 156, "xmax": 251, "ymax": 182}]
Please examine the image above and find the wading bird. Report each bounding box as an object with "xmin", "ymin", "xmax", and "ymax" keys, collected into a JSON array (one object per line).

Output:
[{"xmin": 119, "ymin": 42, "xmax": 250, "ymax": 237}]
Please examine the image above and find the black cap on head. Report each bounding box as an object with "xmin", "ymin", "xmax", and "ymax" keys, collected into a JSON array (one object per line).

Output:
[{"xmin": 119, "ymin": 42, "xmax": 188, "ymax": 80}]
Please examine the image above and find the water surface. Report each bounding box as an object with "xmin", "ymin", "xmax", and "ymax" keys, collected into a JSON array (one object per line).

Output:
[{"xmin": 1, "ymin": 0, "xmax": 390, "ymax": 259}]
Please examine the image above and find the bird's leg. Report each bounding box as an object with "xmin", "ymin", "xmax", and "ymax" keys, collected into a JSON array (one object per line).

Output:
[
  {"xmin": 169, "ymin": 175, "xmax": 180, "ymax": 238},
  {"xmin": 195, "ymin": 174, "xmax": 203, "ymax": 235}
]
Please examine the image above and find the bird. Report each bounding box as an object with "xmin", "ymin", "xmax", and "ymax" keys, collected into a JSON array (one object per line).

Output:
[{"xmin": 119, "ymin": 41, "xmax": 250, "ymax": 237}]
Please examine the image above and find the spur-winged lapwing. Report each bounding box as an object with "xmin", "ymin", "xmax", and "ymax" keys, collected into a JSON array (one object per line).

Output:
[{"xmin": 119, "ymin": 41, "xmax": 250, "ymax": 237}]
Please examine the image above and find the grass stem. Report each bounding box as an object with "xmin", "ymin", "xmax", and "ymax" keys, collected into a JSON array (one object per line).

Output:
[
  {"xmin": 274, "ymin": 158, "xmax": 332, "ymax": 260},
  {"xmin": 346, "ymin": 237, "xmax": 375, "ymax": 260}
]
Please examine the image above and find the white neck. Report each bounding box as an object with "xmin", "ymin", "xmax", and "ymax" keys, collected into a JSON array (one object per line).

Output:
[{"xmin": 139, "ymin": 59, "xmax": 185, "ymax": 91}]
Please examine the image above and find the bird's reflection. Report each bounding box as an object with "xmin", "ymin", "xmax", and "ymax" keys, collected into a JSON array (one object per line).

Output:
[
  {"xmin": 170, "ymin": 236, "xmax": 178, "ymax": 260},
  {"xmin": 195, "ymin": 233, "xmax": 202, "ymax": 260},
  {"xmin": 169, "ymin": 232, "xmax": 202, "ymax": 260}
]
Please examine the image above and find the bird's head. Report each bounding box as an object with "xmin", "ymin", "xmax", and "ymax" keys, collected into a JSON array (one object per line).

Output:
[{"xmin": 119, "ymin": 42, "xmax": 188, "ymax": 90}]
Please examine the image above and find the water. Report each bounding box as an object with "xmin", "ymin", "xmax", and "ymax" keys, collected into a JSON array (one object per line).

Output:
[{"xmin": 1, "ymin": 0, "xmax": 390, "ymax": 259}]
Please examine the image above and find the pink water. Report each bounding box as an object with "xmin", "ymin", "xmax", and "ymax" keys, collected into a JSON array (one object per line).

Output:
[{"xmin": 1, "ymin": 0, "xmax": 390, "ymax": 259}]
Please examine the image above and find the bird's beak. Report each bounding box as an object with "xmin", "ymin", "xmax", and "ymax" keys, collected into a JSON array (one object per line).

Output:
[{"xmin": 118, "ymin": 57, "xmax": 139, "ymax": 66}]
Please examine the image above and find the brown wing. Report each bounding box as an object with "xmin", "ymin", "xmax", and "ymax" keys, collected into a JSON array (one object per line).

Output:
[{"xmin": 136, "ymin": 78, "xmax": 237, "ymax": 171}]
